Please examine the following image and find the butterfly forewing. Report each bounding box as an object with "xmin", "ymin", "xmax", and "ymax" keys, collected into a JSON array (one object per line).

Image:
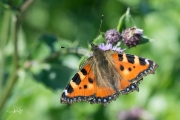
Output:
[
  {"xmin": 110, "ymin": 52, "xmax": 158, "ymax": 94},
  {"xmin": 61, "ymin": 57, "xmax": 97, "ymax": 105}
]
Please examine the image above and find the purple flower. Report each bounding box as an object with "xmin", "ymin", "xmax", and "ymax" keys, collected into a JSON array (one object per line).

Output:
[
  {"xmin": 105, "ymin": 29, "xmax": 121, "ymax": 44},
  {"xmin": 117, "ymin": 107, "xmax": 154, "ymax": 120},
  {"xmin": 98, "ymin": 43, "xmax": 125, "ymax": 53},
  {"xmin": 121, "ymin": 27, "xmax": 143, "ymax": 48}
]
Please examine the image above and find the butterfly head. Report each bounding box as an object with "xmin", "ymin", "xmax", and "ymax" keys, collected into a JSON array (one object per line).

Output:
[
  {"xmin": 91, "ymin": 43, "xmax": 103, "ymax": 55},
  {"xmin": 91, "ymin": 43, "xmax": 98, "ymax": 50}
]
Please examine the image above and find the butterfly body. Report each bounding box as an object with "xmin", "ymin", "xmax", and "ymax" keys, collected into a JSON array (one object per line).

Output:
[{"xmin": 61, "ymin": 43, "xmax": 158, "ymax": 106}]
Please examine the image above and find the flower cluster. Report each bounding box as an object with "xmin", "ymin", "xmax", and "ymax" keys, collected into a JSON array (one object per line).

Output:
[
  {"xmin": 117, "ymin": 107, "xmax": 154, "ymax": 120},
  {"xmin": 98, "ymin": 43, "xmax": 125, "ymax": 53}
]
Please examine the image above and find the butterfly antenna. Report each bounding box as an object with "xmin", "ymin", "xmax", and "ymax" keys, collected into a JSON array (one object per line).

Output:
[{"xmin": 98, "ymin": 15, "xmax": 104, "ymax": 35}]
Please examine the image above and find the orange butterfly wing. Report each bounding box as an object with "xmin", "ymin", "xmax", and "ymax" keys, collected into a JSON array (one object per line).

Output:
[
  {"xmin": 111, "ymin": 53, "xmax": 158, "ymax": 94},
  {"xmin": 88, "ymin": 86, "xmax": 118, "ymax": 105},
  {"xmin": 61, "ymin": 58, "xmax": 96, "ymax": 105},
  {"xmin": 61, "ymin": 57, "xmax": 118, "ymax": 106}
]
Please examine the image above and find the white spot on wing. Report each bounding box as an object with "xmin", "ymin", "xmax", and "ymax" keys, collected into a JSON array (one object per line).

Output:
[
  {"xmin": 63, "ymin": 90, "xmax": 68, "ymax": 95},
  {"xmin": 145, "ymin": 59, "xmax": 149, "ymax": 64}
]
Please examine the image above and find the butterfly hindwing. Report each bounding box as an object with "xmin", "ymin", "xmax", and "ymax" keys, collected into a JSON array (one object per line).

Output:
[{"xmin": 89, "ymin": 85, "xmax": 118, "ymax": 106}]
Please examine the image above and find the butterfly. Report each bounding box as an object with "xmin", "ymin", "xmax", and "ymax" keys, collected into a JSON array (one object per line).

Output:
[{"xmin": 60, "ymin": 43, "xmax": 158, "ymax": 106}]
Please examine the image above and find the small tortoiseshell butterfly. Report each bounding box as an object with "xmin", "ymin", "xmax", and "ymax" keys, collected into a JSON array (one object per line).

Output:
[{"xmin": 61, "ymin": 43, "xmax": 158, "ymax": 106}]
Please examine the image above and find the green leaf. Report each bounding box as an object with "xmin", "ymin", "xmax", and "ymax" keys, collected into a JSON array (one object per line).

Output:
[
  {"xmin": 139, "ymin": 36, "xmax": 152, "ymax": 45},
  {"xmin": 117, "ymin": 7, "xmax": 135, "ymax": 32},
  {"xmin": 117, "ymin": 12, "xmax": 126, "ymax": 32}
]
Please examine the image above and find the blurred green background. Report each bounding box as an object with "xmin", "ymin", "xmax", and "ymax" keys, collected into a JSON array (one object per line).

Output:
[{"xmin": 0, "ymin": 0, "xmax": 180, "ymax": 120}]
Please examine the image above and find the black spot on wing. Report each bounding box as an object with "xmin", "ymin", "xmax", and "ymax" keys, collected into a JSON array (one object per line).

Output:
[
  {"xmin": 84, "ymin": 85, "xmax": 87, "ymax": 89},
  {"xmin": 148, "ymin": 60, "xmax": 153, "ymax": 66},
  {"xmin": 118, "ymin": 54, "xmax": 123, "ymax": 61},
  {"xmin": 120, "ymin": 65, "xmax": 124, "ymax": 71},
  {"xmin": 66, "ymin": 84, "xmax": 74, "ymax": 93},
  {"xmin": 61, "ymin": 92, "xmax": 65, "ymax": 98},
  {"xmin": 139, "ymin": 57, "xmax": 146, "ymax": 65},
  {"xmin": 88, "ymin": 78, "xmax": 93, "ymax": 83},
  {"xmin": 128, "ymin": 67, "xmax": 132, "ymax": 71},
  {"xmin": 72, "ymin": 73, "xmax": 81, "ymax": 85},
  {"xmin": 126, "ymin": 54, "xmax": 135, "ymax": 64},
  {"xmin": 81, "ymin": 68, "xmax": 87, "ymax": 75}
]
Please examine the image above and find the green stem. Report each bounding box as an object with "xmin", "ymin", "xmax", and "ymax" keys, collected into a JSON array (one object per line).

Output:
[
  {"xmin": 0, "ymin": 13, "xmax": 20, "ymax": 112},
  {"xmin": 43, "ymin": 47, "xmax": 90, "ymax": 63},
  {"xmin": 0, "ymin": 0, "xmax": 34, "ymax": 112},
  {"xmin": 0, "ymin": 9, "xmax": 11, "ymax": 103},
  {"xmin": 0, "ymin": 71, "xmax": 19, "ymax": 112},
  {"xmin": 117, "ymin": 7, "xmax": 130, "ymax": 31}
]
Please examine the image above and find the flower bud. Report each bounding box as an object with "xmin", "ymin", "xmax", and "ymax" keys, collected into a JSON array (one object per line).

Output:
[
  {"xmin": 105, "ymin": 29, "xmax": 121, "ymax": 44},
  {"xmin": 121, "ymin": 27, "xmax": 143, "ymax": 47}
]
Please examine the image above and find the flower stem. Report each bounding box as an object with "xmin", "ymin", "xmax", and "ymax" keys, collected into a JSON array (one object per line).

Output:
[
  {"xmin": 0, "ymin": 0, "xmax": 34, "ymax": 112},
  {"xmin": 0, "ymin": 12, "xmax": 20, "ymax": 113},
  {"xmin": 0, "ymin": 7, "xmax": 11, "ymax": 106}
]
